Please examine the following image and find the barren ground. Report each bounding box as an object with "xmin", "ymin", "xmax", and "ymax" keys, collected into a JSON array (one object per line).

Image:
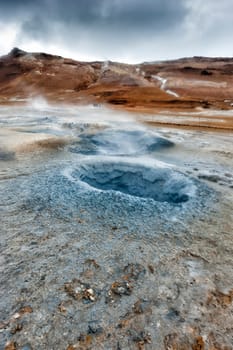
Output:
[{"xmin": 0, "ymin": 50, "xmax": 233, "ymax": 350}]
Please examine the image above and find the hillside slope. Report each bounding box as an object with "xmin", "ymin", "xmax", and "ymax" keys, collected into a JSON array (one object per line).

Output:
[{"xmin": 0, "ymin": 48, "xmax": 233, "ymax": 129}]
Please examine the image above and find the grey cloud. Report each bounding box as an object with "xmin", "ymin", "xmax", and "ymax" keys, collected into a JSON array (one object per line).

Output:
[
  {"xmin": 0, "ymin": 0, "xmax": 232, "ymax": 62},
  {"xmin": 5, "ymin": 0, "xmax": 188, "ymax": 60},
  {"xmin": 1, "ymin": 0, "xmax": 188, "ymax": 31}
]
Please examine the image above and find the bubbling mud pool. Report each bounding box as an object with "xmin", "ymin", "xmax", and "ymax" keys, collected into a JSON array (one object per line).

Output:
[
  {"xmin": 0, "ymin": 103, "xmax": 233, "ymax": 350},
  {"xmin": 75, "ymin": 161, "xmax": 194, "ymax": 204}
]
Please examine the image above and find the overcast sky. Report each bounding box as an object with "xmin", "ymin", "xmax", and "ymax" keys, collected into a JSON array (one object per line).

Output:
[{"xmin": 0, "ymin": 0, "xmax": 232, "ymax": 63}]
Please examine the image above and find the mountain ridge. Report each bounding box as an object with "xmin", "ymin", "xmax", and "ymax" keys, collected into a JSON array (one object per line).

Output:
[{"xmin": 0, "ymin": 48, "xmax": 233, "ymax": 124}]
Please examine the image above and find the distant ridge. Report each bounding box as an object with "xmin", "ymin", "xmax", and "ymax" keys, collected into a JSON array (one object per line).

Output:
[{"xmin": 0, "ymin": 48, "xmax": 232, "ymax": 118}]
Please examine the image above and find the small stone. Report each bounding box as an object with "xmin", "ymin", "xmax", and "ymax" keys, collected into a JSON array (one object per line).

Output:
[
  {"xmin": 58, "ymin": 302, "xmax": 67, "ymax": 313},
  {"xmin": 18, "ymin": 306, "xmax": 33, "ymax": 316},
  {"xmin": 0, "ymin": 321, "xmax": 8, "ymax": 329},
  {"xmin": 12, "ymin": 313, "xmax": 21, "ymax": 320},
  {"xmin": 225, "ymin": 173, "xmax": 232, "ymax": 178},
  {"xmin": 84, "ymin": 259, "xmax": 100, "ymax": 269},
  {"xmin": 148, "ymin": 264, "xmax": 154, "ymax": 273},
  {"xmin": 129, "ymin": 330, "xmax": 152, "ymax": 344},
  {"xmin": 83, "ymin": 288, "xmax": 96, "ymax": 302},
  {"xmin": 123, "ymin": 263, "xmax": 146, "ymax": 280},
  {"xmin": 88, "ymin": 321, "xmax": 103, "ymax": 335},
  {"xmin": 133, "ymin": 299, "xmax": 151, "ymax": 314},
  {"xmin": 164, "ymin": 333, "xmax": 190, "ymax": 350},
  {"xmin": 10, "ymin": 323, "xmax": 23, "ymax": 334},
  {"xmin": 111, "ymin": 281, "xmax": 133, "ymax": 296},
  {"xmin": 117, "ymin": 319, "xmax": 130, "ymax": 329},
  {"xmin": 192, "ymin": 336, "xmax": 205, "ymax": 350},
  {"xmin": 67, "ymin": 346, "xmax": 76, "ymax": 350},
  {"xmin": 64, "ymin": 279, "xmax": 97, "ymax": 302},
  {"xmin": 4, "ymin": 341, "xmax": 17, "ymax": 350},
  {"xmin": 198, "ymin": 174, "xmax": 221, "ymax": 183},
  {"xmin": 116, "ymin": 342, "xmax": 121, "ymax": 350}
]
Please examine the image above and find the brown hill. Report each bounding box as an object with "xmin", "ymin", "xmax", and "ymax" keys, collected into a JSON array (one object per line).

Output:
[{"xmin": 0, "ymin": 48, "xmax": 233, "ymax": 129}]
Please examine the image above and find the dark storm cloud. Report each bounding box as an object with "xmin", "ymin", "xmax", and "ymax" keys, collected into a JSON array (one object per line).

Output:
[
  {"xmin": 47, "ymin": 0, "xmax": 187, "ymax": 27},
  {"xmin": 0, "ymin": 0, "xmax": 188, "ymax": 35},
  {"xmin": 0, "ymin": 0, "xmax": 232, "ymax": 61}
]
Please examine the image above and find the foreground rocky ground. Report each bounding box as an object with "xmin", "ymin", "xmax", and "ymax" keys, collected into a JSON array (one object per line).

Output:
[{"xmin": 0, "ymin": 104, "xmax": 232, "ymax": 349}]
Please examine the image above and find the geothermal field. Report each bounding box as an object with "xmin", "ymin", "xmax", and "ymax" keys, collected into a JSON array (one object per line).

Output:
[{"xmin": 0, "ymin": 50, "xmax": 233, "ymax": 350}]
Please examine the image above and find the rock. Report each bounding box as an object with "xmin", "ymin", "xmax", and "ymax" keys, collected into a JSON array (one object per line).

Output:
[
  {"xmin": 166, "ymin": 308, "xmax": 181, "ymax": 320},
  {"xmin": 192, "ymin": 336, "xmax": 205, "ymax": 350},
  {"xmin": 164, "ymin": 333, "xmax": 205, "ymax": 350},
  {"xmin": 106, "ymin": 279, "xmax": 133, "ymax": 303},
  {"xmin": 164, "ymin": 334, "xmax": 178, "ymax": 350},
  {"xmin": 18, "ymin": 306, "xmax": 33, "ymax": 316},
  {"xmin": 201, "ymin": 69, "xmax": 212, "ymax": 76},
  {"xmin": 207, "ymin": 289, "xmax": 233, "ymax": 308},
  {"xmin": 117, "ymin": 319, "xmax": 131, "ymax": 329},
  {"xmin": 88, "ymin": 321, "xmax": 103, "ymax": 335},
  {"xmin": 133, "ymin": 299, "xmax": 151, "ymax": 315},
  {"xmin": 83, "ymin": 288, "xmax": 96, "ymax": 302},
  {"xmin": 84, "ymin": 259, "xmax": 100, "ymax": 269},
  {"xmin": 69, "ymin": 334, "xmax": 93, "ymax": 348},
  {"xmin": 198, "ymin": 174, "xmax": 221, "ymax": 183},
  {"xmin": 10, "ymin": 323, "xmax": 23, "ymax": 334},
  {"xmin": 9, "ymin": 48, "xmax": 26, "ymax": 58},
  {"xmin": 64, "ymin": 279, "xmax": 97, "ymax": 302},
  {"xmin": 58, "ymin": 301, "xmax": 67, "ymax": 313},
  {"xmin": 0, "ymin": 150, "xmax": 15, "ymax": 161},
  {"xmin": 111, "ymin": 281, "xmax": 133, "ymax": 296},
  {"xmin": 123, "ymin": 263, "xmax": 146, "ymax": 280},
  {"xmin": 128, "ymin": 330, "xmax": 152, "ymax": 346},
  {"xmin": 4, "ymin": 342, "xmax": 17, "ymax": 350},
  {"xmin": 147, "ymin": 264, "xmax": 155, "ymax": 273}
]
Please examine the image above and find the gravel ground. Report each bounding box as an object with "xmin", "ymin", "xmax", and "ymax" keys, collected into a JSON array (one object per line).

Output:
[{"xmin": 0, "ymin": 105, "xmax": 233, "ymax": 350}]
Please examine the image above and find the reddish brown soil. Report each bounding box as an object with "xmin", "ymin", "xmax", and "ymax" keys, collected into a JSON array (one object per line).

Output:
[{"xmin": 0, "ymin": 48, "xmax": 233, "ymax": 130}]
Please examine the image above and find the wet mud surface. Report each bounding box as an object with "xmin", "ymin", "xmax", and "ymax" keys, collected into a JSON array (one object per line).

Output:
[{"xmin": 0, "ymin": 104, "xmax": 233, "ymax": 349}]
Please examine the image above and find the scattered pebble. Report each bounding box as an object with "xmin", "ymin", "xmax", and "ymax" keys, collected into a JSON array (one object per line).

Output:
[
  {"xmin": 111, "ymin": 281, "xmax": 133, "ymax": 296},
  {"xmin": 4, "ymin": 342, "xmax": 17, "ymax": 350},
  {"xmin": 64, "ymin": 279, "xmax": 97, "ymax": 302}
]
